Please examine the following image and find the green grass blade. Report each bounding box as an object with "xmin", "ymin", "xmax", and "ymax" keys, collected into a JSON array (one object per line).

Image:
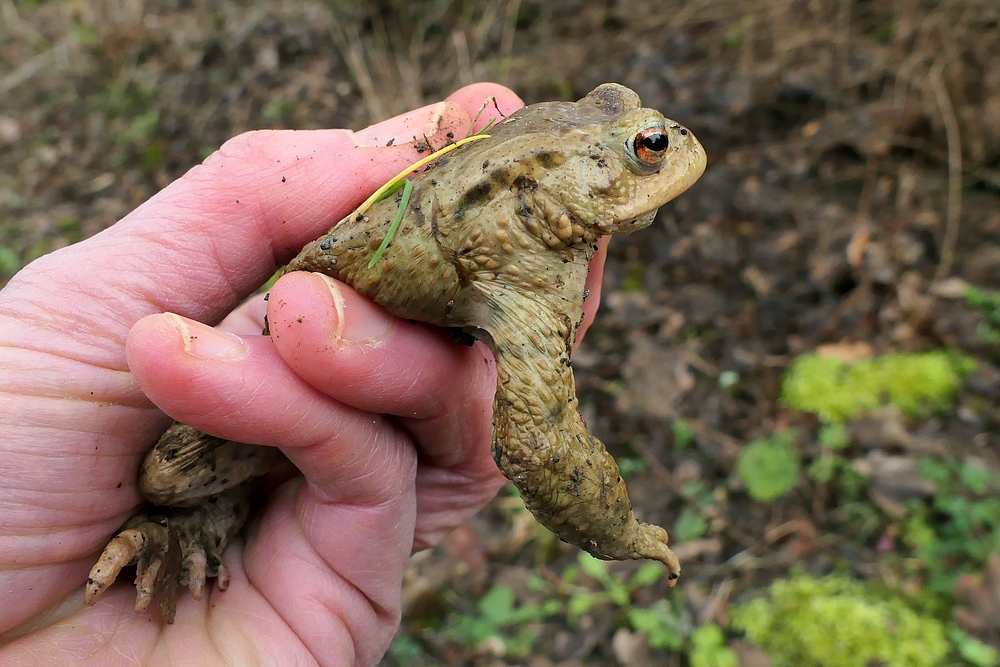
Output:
[
  {"xmin": 368, "ymin": 179, "xmax": 413, "ymax": 269},
  {"xmin": 371, "ymin": 178, "xmax": 407, "ymax": 205},
  {"xmin": 472, "ymin": 117, "xmax": 497, "ymax": 136}
]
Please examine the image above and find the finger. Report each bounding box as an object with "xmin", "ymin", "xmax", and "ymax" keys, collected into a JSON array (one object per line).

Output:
[
  {"xmin": 216, "ymin": 293, "xmax": 269, "ymax": 336},
  {"xmin": 267, "ymin": 269, "xmax": 503, "ymax": 476},
  {"xmin": 243, "ymin": 478, "xmax": 410, "ymax": 666},
  {"xmin": 267, "ymin": 266, "xmax": 506, "ymax": 454},
  {"xmin": 266, "ymin": 271, "xmax": 494, "ymax": 425},
  {"xmin": 577, "ymin": 236, "xmax": 609, "ymax": 347},
  {"xmin": 125, "ymin": 313, "xmax": 415, "ymax": 505}
]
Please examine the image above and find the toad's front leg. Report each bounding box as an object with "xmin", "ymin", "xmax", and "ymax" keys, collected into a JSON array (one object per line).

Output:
[
  {"xmin": 484, "ymin": 297, "xmax": 681, "ymax": 581},
  {"xmin": 85, "ymin": 422, "xmax": 282, "ymax": 622}
]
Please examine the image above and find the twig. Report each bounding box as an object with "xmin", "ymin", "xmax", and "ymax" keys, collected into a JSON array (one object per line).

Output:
[
  {"xmin": 804, "ymin": 278, "xmax": 871, "ymax": 348},
  {"xmin": 888, "ymin": 135, "xmax": 1000, "ymax": 190},
  {"xmin": 0, "ymin": 35, "xmax": 74, "ymax": 94},
  {"xmin": 697, "ymin": 578, "xmax": 734, "ymax": 625},
  {"xmin": 496, "ymin": 0, "xmax": 522, "ymax": 84},
  {"xmin": 0, "ymin": 0, "xmax": 44, "ymax": 46},
  {"xmin": 451, "ymin": 31, "xmax": 474, "ymax": 87},
  {"xmin": 330, "ymin": 21, "xmax": 386, "ymax": 122},
  {"xmin": 928, "ymin": 59, "xmax": 963, "ymax": 283},
  {"xmin": 834, "ymin": 0, "xmax": 853, "ymax": 91},
  {"xmin": 469, "ymin": 0, "xmax": 503, "ymax": 62}
]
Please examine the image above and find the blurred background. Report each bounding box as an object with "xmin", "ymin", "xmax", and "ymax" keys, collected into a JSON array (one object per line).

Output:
[{"xmin": 2, "ymin": 1, "xmax": 999, "ymax": 665}]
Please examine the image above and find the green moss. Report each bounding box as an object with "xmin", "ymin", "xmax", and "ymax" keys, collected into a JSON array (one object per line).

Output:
[
  {"xmin": 735, "ymin": 429, "xmax": 801, "ymax": 502},
  {"xmin": 781, "ymin": 351, "xmax": 974, "ymax": 423},
  {"xmin": 731, "ymin": 574, "xmax": 949, "ymax": 667}
]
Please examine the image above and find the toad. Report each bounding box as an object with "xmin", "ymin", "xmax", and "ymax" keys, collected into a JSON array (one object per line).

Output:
[{"xmin": 85, "ymin": 83, "xmax": 706, "ymax": 621}]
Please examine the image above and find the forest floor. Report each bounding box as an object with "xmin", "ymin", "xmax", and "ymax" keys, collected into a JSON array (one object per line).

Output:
[{"xmin": 2, "ymin": 1, "xmax": 999, "ymax": 665}]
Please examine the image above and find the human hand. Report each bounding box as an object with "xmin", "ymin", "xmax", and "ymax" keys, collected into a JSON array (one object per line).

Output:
[{"xmin": 0, "ymin": 83, "xmax": 608, "ymax": 666}]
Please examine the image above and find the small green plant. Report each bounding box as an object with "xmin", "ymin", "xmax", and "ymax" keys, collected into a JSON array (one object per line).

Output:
[
  {"xmin": 565, "ymin": 553, "xmax": 663, "ymax": 620},
  {"xmin": 950, "ymin": 627, "xmax": 1000, "ymax": 667},
  {"xmin": 965, "ymin": 285, "xmax": 1000, "ymax": 344},
  {"xmin": 566, "ymin": 554, "xmax": 739, "ymax": 661},
  {"xmin": 831, "ymin": 500, "xmax": 885, "ymax": 541},
  {"xmin": 441, "ymin": 584, "xmax": 559, "ymax": 657},
  {"xmin": 0, "ymin": 245, "xmax": 20, "ymax": 277},
  {"xmin": 562, "ymin": 552, "xmax": 693, "ymax": 650},
  {"xmin": 672, "ymin": 507, "xmax": 709, "ymax": 542},
  {"xmin": 731, "ymin": 574, "xmax": 950, "ymax": 667},
  {"xmin": 672, "ymin": 419, "xmax": 695, "ymax": 449},
  {"xmin": 262, "ymin": 97, "xmax": 297, "ymax": 123},
  {"xmin": 807, "ymin": 423, "xmax": 866, "ymax": 500},
  {"xmin": 690, "ymin": 624, "xmax": 739, "ymax": 667},
  {"xmin": 385, "ymin": 634, "xmax": 424, "ymax": 663},
  {"xmin": 616, "ymin": 455, "xmax": 648, "ymax": 479},
  {"xmin": 621, "ymin": 262, "xmax": 645, "ymax": 292},
  {"xmin": 96, "ymin": 80, "xmax": 158, "ymax": 118},
  {"xmin": 901, "ymin": 457, "xmax": 1000, "ymax": 595},
  {"xmin": 735, "ymin": 429, "xmax": 801, "ymax": 502},
  {"xmin": 627, "ymin": 599, "xmax": 690, "ymax": 651},
  {"xmin": 723, "ymin": 28, "xmax": 744, "ymax": 48},
  {"xmin": 15, "ymin": 0, "xmax": 52, "ymax": 10},
  {"xmin": 672, "ymin": 478, "xmax": 719, "ymax": 542},
  {"xmin": 808, "ymin": 423, "xmax": 848, "ymax": 484},
  {"xmin": 781, "ymin": 350, "xmax": 974, "ymax": 424},
  {"xmin": 125, "ymin": 110, "xmax": 160, "ymax": 145},
  {"xmin": 817, "ymin": 423, "xmax": 849, "ymax": 449}
]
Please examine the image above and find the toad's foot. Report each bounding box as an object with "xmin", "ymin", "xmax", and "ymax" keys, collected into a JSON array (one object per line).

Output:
[
  {"xmin": 632, "ymin": 523, "xmax": 681, "ymax": 583},
  {"xmin": 84, "ymin": 484, "xmax": 251, "ymax": 623}
]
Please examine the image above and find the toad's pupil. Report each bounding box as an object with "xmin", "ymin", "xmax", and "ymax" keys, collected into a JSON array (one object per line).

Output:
[{"xmin": 641, "ymin": 132, "xmax": 668, "ymax": 152}]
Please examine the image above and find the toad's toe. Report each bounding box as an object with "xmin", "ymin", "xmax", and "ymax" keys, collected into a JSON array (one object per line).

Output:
[
  {"xmin": 215, "ymin": 563, "xmax": 231, "ymax": 591},
  {"xmin": 182, "ymin": 548, "xmax": 208, "ymax": 600},
  {"xmin": 85, "ymin": 522, "xmax": 169, "ymax": 607},
  {"xmin": 84, "ymin": 484, "xmax": 251, "ymax": 623},
  {"xmin": 634, "ymin": 523, "xmax": 681, "ymax": 585}
]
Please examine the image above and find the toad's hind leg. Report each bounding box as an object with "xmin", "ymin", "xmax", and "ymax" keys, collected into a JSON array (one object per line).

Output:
[
  {"xmin": 85, "ymin": 422, "xmax": 283, "ymax": 622},
  {"xmin": 85, "ymin": 483, "xmax": 252, "ymax": 623},
  {"xmin": 139, "ymin": 422, "xmax": 285, "ymax": 507}
]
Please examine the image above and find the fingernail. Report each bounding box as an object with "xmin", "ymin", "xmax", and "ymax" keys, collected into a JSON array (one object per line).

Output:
[
  {"xmin": 313, "ymin": 274, "xmax": 392, "ymax": 343},
  {"xmin": 166, "ymin": 313, "xmax": 248, "ymax": 361}
]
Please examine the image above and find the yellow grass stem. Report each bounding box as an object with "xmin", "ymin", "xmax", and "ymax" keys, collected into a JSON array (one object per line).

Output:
[{"xmin": 355, "ymin": 134, "xmax": 490, "ymax": 217}]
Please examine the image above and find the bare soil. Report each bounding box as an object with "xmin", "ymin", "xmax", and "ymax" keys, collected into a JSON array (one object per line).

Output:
[{"xmin": 2, "ymin": 1, "xmax": 999, "ymax": 665}]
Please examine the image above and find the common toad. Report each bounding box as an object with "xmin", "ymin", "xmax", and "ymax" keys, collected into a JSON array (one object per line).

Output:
[{"xmin": 85, "ymin": 83, "xmax": 706, "ymax": 622}]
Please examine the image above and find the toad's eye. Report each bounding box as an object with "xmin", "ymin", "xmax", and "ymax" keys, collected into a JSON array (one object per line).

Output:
[{"xmin": 629, "ymin": 126, "xmax": 669, "ymax": 168}]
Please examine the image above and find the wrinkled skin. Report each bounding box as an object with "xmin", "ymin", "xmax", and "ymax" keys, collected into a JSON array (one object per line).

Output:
[{"xmin": 86, "ymin": 83, "xmax": 706, "ymax": 621}]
